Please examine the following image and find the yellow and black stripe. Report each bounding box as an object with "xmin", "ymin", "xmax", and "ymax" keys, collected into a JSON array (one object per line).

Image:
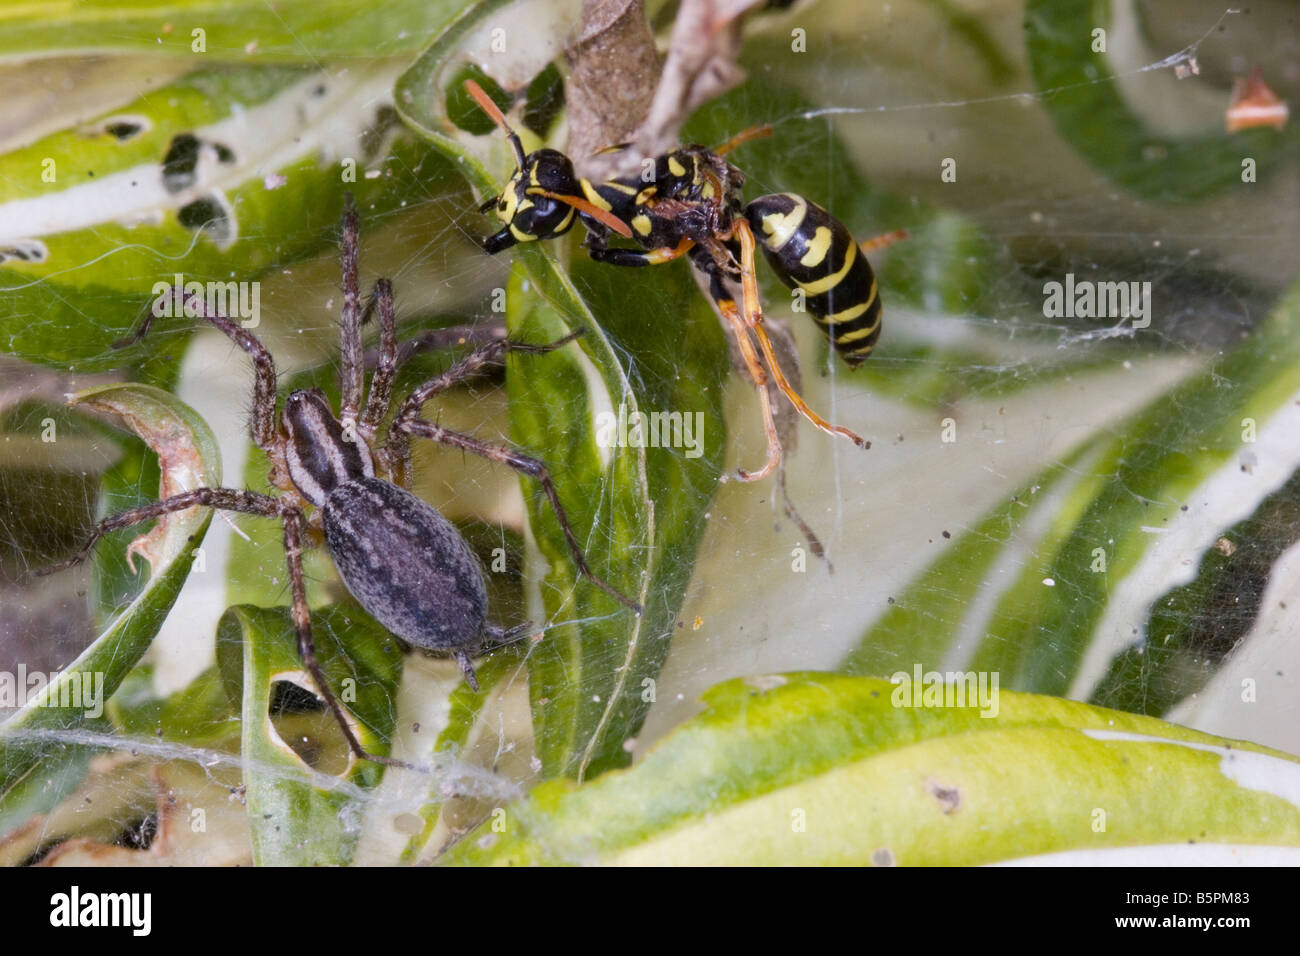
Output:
[{"xmin": 745, "ymin": 193, "xmax": 882, "ymax": 368}]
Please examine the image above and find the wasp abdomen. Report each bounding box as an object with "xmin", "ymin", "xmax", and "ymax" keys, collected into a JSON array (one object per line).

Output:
[
  {"xmin": 323, "ymin": 477, "xmax": 487, "ymax": 652},
  {"xmin": 746, "ymin": 193, "xmax": 882, "ymax": 367}
]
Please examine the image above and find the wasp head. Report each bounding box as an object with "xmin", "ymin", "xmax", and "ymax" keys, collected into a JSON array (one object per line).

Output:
[{"xmin": 482, "ymin": 148, "xmax": 584, "ymax": 253}]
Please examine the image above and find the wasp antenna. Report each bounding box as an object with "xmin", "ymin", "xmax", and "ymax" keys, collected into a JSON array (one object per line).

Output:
[
  {"xmin": 464, "ymin": 78, "xmax": 527, "ymax": 170},
  {"xmin": 534, "ymin": 189, "xmax": 633, "ymax": 239}
]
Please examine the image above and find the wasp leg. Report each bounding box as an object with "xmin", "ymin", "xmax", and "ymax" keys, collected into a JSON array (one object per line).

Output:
[
  {"xmin": 859, "ymin": 228, "xmax": 910, "ymax": 255},
  {"xmin": 733, "ymin": 219, "xmax": 870, "ymax": 451},
  {"xmin": 693, "ymin": 256, "xmax": 783, "ymax": 483},
  {"xmin": 713, "ymin": 297, "xmax": 784, "ymax": 483},
  {"xmin": 586, "ymin": 237, "xmax": 695, "ymax": 267}
]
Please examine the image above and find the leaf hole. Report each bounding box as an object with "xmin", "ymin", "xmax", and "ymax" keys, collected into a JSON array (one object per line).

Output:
[{"xmin": 267, "ymin": 679, "xmax": 350, "ymax": 776}]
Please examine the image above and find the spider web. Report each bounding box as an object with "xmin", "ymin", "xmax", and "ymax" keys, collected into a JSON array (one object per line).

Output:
[{"xmin": 1, "ymin": 0, "xmax": 1298, "ymax": 865}]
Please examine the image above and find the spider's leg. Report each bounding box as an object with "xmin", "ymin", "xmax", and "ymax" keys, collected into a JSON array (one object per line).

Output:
[
  {"xmin": 361, "ymin": 288, "xmax": 508, "ymax": 457},
  {"xmin": 380, "ymin": 327, "xmax": 582, "ymax": 487},
  {"xmin": 389, "ymin": 339, "xmax": 504, "ymax": 426},
  {"xmin": 383, "ymin": 329, "xmax": 583, "ymax": 443},
  {"xmin": 380, "ymin": 336, "xmax": 510, "ymax": 488},
  {"xmin": 394, "ymin": 416, "xmax": 642, "ymax": 614},
  {"xmin": 338, "ymin": 195, "xmax": 365, "ymax": 425},
  {"xmin": 734, "ymin": 218, "xmax": 870, "ymax": 450},
  {"xmin": 280, "ymin": 505, "xmax": 414, "ymax": 770},
  {"xmin": 115, "ymin": 293, "xmax": 279, "ymax": 451},
  {"xmin": 454, "ymin": 652, "xmax": 480, "ymax": 692},
  {"xmin": 390, "ymin": 324, "xmax": 506, "ymax": 371},
  {"xmin": 457, "ymin": 621, "xmax": 537, "ymax": 688},
  {"xmin": 483, "ymin": 621, "xmax": 536, "ymax": 646},
  {"xmin": 366, "ymin": 316, "xmax": 506, "ymax": 486},
  {"xmin": 359, "ymin": 278, "xmax": 397, "ymax": 433},
  {"xmin": 383, "ymin": 429, "xmax": 414, "ymax": 491},
  {"xmin": 31, "ymin": 488, "xmax": 280, "ymax": 576},
  {"xmin": 365, "ymin": 324, "xmax": 510, "ymax": 416}
]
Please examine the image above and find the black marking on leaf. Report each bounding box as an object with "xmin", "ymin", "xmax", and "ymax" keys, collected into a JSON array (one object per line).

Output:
[
  {"xmin": 83, "ymin": 114, "xmax": 151, "ymax": 142},
  {"xmin": 0, "ymin": 239, "xmax": 49, "ymax": 264},
  {"xmin": 177, "ymin": 192, "xmax": 236, "ymax": 248},
  {"xmin": 104, "ymin": 120, "xmax": 144, "ymax": 141},
  {"xmin": 105, "ymin": 122, "xmax": 141, "ymax": 141},
  {"xmin": 928, "ymin": 780, "xmax": 962, "ymax": 814},
  {"xmin": 161, "ymin": 133, "xmax": 201, "ymax": 193},
  {"xmin": 178, "ymin": 196, "xmax": 221, "ymax": 228}
]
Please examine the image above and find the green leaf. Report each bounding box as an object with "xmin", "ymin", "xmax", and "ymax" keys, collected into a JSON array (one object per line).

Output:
[
  {"xmin": 972, "ymin": 278, "xmax": 1300, "ymax": 695},
  {"xmin": 108, "ymin": 664, "xmax": 240, "ymax": 749},
  {"xmin": 841, "ymin": 450, "xmax": 1090, "ymax": 676},
  {"xmin": 1091, "ymin": 459, "xmax": 1300, "ymax": 715},
  {"xmin": 0, "ymin": 743, "xmax": 95, "ymax": 845},
  {"xmin": 0, "ymin": 0, "xmax": 470, "ymax": 62},
  {"xmin": 442, "ymin": 673, "xmax": 1300, "ymax": 865},
  {"xmin": 510, "ymin": 257, "xmax": 727, "ymax": 780},
  {"xmin": 393, "ymin": 0, "xmax": 572, "ymax": 199},
  {"xmin": 844, "ymin": 279, "xmax": 1300, "ymax": 702},
  {"xmin": 919, "ymin": 0, "xmax": 1016, "ymax": 83},
  {"xmin": 215, "ymin": 603, "xmax": 403, "ymax": 866},
  {"xmin": 396, "ymin": 0, "xmax": 728, "ymax": 781},
  {"xmin": 1025, "ymin": 0, "xmax": 1296, "ymax": 202},
  {"xmin": 0, "ymin": 383, "xmax": 219, "ymax": 801},
  {"xmin": 0, "ymin": 63, "xmax": 451, "ymax": 369}
]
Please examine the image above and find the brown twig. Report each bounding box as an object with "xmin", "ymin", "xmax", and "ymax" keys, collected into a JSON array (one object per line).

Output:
[
  {"xmin": 565, "ymin": 0, "xmax": 663, "ymax": 164},
  {"xmin": 568, "ymin": 0, "xmax": 762, "ymax": 181}
]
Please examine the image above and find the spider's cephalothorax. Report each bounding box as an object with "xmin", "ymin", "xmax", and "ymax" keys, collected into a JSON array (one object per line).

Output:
[
  {"xmin": 465, "ymin": 80, "xmax": 906, "ymax": 485},
  {"xmin": 39, "ymin": 196, "xmax": 641, "ymax": 770}
]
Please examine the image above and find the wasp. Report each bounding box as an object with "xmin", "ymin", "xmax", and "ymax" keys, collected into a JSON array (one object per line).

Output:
[{"xmin": 466, "ymin": 80, "xmax": 905, "ymax": 482}]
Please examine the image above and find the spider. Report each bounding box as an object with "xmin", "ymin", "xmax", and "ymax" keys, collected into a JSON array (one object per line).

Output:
[{"xmin": 36, "ymin": 196, "xmax": 642, "ymax": 769}]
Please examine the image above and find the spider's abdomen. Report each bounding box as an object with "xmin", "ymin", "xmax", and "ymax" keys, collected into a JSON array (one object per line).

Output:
[
  {"xmin": 746, "ymin": 192, "xmax": 882, "ymax": 368},
  {"xmin": 322, "ymin": 477, "xmax": 487, "ymax": 652}
]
